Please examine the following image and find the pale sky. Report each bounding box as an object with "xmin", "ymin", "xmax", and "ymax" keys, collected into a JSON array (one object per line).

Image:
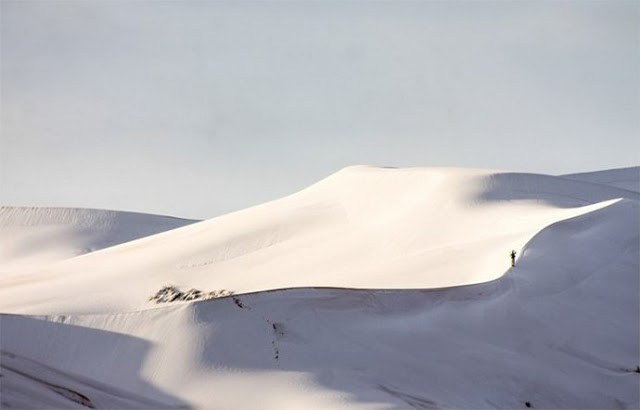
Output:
[{"xmin": 1, "ymin": 0, "xmax": 638, "ymax": 219}]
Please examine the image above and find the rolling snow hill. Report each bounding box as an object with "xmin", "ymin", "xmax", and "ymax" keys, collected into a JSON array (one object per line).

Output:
[
  {"xmin": 1, "ymin": 166, "xmax": 638, "ymax": 409},
  {"xmin": 0, "ymin": 207, "xmax": 197, "ymax": 271},
  {"xmin": 562, "ymin": 166, "xmax": 639, "ymax": 193},
  {"xmin": 0, "ymin": 166, "xmax": 634, "ymax": 315}
]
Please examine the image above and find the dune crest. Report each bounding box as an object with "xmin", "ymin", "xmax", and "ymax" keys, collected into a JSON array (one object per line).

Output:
[
  {"xmin": 0, "ymin": 167, "xmax": 631, "ymax": 315},
  {"xmin": 0, "ymin": 206, "xmax": 197, "ymax": 272},
  {"xmin": 1, "ymin": 166, "xmax": 638, "ymax": 409}
]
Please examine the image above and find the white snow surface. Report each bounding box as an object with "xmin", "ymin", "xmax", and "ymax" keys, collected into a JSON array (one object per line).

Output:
[
  {"xmin": 0, "ymin": 206, "xmax": 197, "ymax": 271},
  {"xmin": 562, "ymin": 166, "xmax": 640, "ymax": 193},
  {"xmin": 1, "ymin": 166, "xmax": 638, "ymax": 409}
]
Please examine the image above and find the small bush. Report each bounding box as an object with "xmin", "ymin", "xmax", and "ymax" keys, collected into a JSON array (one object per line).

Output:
[{"xmin": 149, "ymin": 285, "xmax": 233, "ymax": 304}]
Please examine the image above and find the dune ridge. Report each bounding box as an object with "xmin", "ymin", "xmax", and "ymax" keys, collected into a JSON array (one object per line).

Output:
[
  {"xmin": 0, "ymin": 167, "xmax": 634, "ymax": 315},
  {"xmin": 1, "ymin": 166, "xmax": 638, "ymax": 409},
  {"xmin": 0, "ymin": 206, "xmax": 197, "ymax": 272}
]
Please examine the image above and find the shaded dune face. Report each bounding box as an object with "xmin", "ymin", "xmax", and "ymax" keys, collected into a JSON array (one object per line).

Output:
[
  {"xmin": 562, "ymin": 166, "xmax": 640, "ymax": 193},
  {"xmin": 0, "ymin": 166, "xmax": 633, "ymax": 315},
  {"xmin": 0, "ymin": 207, "xmax": 197, "ymax": 271},
  {"xmin": 1, "ymin": 198, "xmax": 637, "ymax": 409},
  {"xmin": 0, "ymin": 166, "xmax": 638, "ymax": 409}
]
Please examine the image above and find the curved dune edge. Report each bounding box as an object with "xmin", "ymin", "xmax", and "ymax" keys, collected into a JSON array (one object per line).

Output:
[
  {"xmin": 2, "ymin": 195, "xmax": 637, "ymax": 409},
  {"xmin": 0, "ymin": 167, "xmax": 633, "ymax": 315},
  {"xmin": 1, "ymin": 169, "xmax": 638, "ymax": 409},
  {"xmin": 0, "ymin": 206, "xmax": 197, "ymax": 272}
]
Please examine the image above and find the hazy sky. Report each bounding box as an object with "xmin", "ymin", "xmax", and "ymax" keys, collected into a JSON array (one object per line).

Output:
[{"xmin": 1, "ymin": 0, "xmax": 638, "ymax": 219}]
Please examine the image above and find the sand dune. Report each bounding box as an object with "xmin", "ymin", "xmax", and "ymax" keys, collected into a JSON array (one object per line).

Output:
[
  {"xmin": 0, "ymin": 206, "xmax": 197, "ymax": 272},
  {"xmin": 0, "ymin": 167, "xmax": 633, "ymax": 315},
  {"xmin": 1, "ymin": 166, "xmax": 638, "ymax": 409},
  {"xmin": 562, "ymin": 166, "xmax": 639, "ymax": 192}
]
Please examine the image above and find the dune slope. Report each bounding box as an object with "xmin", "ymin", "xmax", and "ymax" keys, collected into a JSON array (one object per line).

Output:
[
  {"xmin": 1, "ymin": 166, "xmax": 638, "ymax": 409},
  {"xmin": 0, "ymin": 167, "xmax": 633, "ymax": 315},
  {"xmin": 1, "ymin": 197, "xmax": 637, "ymax": 409},
  {"xmin": 0, "ymin": 207, "xmax": 197, "ymax": 272},
  {"xmin": 562, "ymin": 166, "xmax": 639, "ymax": 192}
]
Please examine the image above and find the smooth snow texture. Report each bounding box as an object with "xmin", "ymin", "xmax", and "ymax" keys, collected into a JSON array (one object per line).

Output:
[
  {"xmin": 1, "ymin": 197, "xmax": 638, "ymax": 409},
  {"xmin": 562, "ymin": 166, "xmax": 640, "ymax": 193},
  {"xmin": 0, "ymin": 207, "xmax": 196, "ymax": 272},
  {"xmin": 0, "ymin": 166, "xmax": 638, "ymax": 409},
  {"xmin": 0, "ymin": 167, "xmax": 634, "ymax": 315}
]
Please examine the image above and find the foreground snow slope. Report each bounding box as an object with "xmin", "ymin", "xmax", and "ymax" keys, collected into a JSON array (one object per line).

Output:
[
  {"xmin": 0, "ymin": 167, "xmax": 635, "ymax": 315},
  {"xmin": 0, "ymin": 207, "xmax": 197, "ymax": 271},
  {"xmin": 2, "ymin": 195, "xmax": 638, "ymax": 409}
]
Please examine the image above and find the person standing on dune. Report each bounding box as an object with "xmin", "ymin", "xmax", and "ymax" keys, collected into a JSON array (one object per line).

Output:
[{"xmin": 510, "ymin": 250, "xmax": 517, "ymax": 267}]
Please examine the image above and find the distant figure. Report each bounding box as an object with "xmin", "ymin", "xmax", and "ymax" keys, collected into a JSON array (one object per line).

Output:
[{"xmin": 510, "ymin": 250, "xmax": 517, "ymax": 267}]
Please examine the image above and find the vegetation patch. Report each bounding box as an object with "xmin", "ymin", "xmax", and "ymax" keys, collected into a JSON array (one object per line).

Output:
[{"xmin": 149, "ymin": 285, "xmax": 233, "ymax": 304}]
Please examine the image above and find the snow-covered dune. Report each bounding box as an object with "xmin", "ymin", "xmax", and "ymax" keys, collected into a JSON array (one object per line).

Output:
[
  {"xmin": 0, "ymin": 207, "xmax": 197, "ymax": 271},
  {"xmin": 2, "ymin": 195, "xmax": 638, "ymax": 409},
  {"xmin": 0, "ymin": 167, "xmax": 634, "ymax": 315},
  {"xmin": 1, "ymin": 166, "xmax": 638, "ymax": 409},
  {"xmin": 562, "ymin": 166, "xmax": 639, "ymax": 192}
]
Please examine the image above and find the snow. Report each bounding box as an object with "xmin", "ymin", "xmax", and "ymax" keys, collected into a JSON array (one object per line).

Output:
[
  {"xmin": 562, "ymin": 166, "xmax": 640, "ymax": 193},
  {"xmin": 0, "ymin": 167, "xmax": 633, "ymax": 315},
  {"xmin": 0, "ymin": 206, "xmax": 197, "ymax": 272},
  {"xmin": 1, "ymin": 166, "xmax": 638, "ymax": 409}
]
